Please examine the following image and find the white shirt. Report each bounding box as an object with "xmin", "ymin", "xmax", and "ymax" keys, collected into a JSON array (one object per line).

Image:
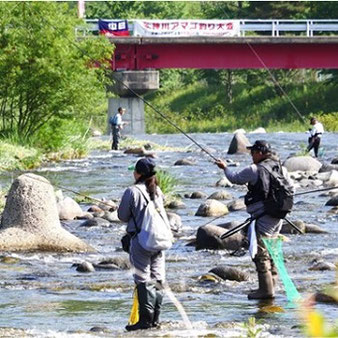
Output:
[{"xmin": 310, "ymin": 122, "xmax": 324, "ymax": 138}]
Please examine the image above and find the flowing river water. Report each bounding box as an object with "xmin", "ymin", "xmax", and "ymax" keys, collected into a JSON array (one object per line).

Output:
[{"xmin": 0, "ymin": 132, "xmax": 337, "ymax": 337}]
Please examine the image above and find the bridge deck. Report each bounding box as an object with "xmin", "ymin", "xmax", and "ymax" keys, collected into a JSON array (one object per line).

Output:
[{"xmin": 105, "ymin": 36, "xmax": 338, "ymax": 70}]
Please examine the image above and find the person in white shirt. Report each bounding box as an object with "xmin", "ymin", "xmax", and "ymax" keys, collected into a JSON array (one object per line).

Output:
[
  {"xmin": 307, "ymin": 117, "xmax": 324, "ymax": 158},
  {"xmin": 110, "ymin": 107, "xmax": 126, "ymax": 150}
]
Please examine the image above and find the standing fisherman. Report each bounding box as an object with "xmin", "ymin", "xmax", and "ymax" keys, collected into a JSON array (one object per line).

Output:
[
  {"xmin": 110, "ymin": 107, "xmax": 127, "ymax": 150},
  {"xmin": 307, "ymin": 117, "xmax": 324, "ymax": 158},
  {"xmin": 215, "ymin": 140, "xmax": 294, "ymax": 299},
  {"xmin": 118, "ymin": 158, "xmax": 167, "ymax": 331}
]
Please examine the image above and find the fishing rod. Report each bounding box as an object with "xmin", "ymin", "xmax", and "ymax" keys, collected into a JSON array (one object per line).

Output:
[
  {"xmin": 0, "ymin": 170, "xmax": 116, "ymax": 210},
  {"xmin": 218, "ymin": 5, "xmax": 308, "ymax": 126},
  {"xmin": 25, "ymin": 5, "xmax": 218, "ymax": 162},
  {"xmin": 294, "ymin": 186, "xmax": 338, "ymax": 196}
]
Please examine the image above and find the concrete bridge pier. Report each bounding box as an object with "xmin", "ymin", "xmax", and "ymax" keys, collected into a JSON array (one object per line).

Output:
[{"xmin": 108, "ymin": 70, "xmax": 159, "ymax": 135}]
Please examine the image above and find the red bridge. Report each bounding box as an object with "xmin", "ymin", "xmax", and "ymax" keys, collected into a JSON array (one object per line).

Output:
[{"xmin": 110, "ymin": 36, "xmax": 338, "ymax": 70}]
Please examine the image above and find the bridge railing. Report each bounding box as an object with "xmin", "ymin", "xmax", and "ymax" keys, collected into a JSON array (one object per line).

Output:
[{"xmin": 76, "ymin": 19, "xmax": 338, "ymax": 38}]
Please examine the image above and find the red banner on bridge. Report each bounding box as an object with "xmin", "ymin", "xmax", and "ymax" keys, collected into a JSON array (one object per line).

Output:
[{"xmin": 133, "ymin": 19, "xmax": 240, "ymax": 37}]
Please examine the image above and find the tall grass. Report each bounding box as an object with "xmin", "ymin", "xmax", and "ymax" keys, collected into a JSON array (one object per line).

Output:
[
  {"xmin": 156, "ymin": 169, "xmax": 178, "ymax": 197},
  {"xmin": 145, "ymin": 80, "xmax": 338, "ymax": 133}
]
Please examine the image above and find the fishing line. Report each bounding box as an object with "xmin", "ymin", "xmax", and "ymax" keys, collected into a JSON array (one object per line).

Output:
[
  {"xmin": 218, "ymin": 4, "xmax": 308, "ymax": 125},
  {"xmin": 25, "ymin": 4, "xmax": 219, "ymax": 162}
]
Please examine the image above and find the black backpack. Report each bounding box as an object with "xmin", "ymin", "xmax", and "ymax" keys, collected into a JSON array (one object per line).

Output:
[{"xmin": 258, "ymin": 161, "xmax": 294, "ymax": 219}]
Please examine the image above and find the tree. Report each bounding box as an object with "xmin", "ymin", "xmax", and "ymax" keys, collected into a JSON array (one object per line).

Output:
[{"xmin": 0, "ymin": 2, "xmax": 114, "ymax": 142}]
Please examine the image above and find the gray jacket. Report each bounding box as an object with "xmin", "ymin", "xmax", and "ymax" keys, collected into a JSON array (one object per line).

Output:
[
  {"xmin": 224, "ymin": 158, "xmax": 294, "ymax": 235},
  {"xmin": 118, "ymin": 183, "xmax": 165, "ymax": 234}
]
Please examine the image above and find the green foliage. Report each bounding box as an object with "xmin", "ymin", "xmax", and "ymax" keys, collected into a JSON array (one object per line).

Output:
[
  {"xmin": 156, "ymin": 169, "xmax": 178, "ymax": 197},
  {"xmin": 243, "ymin": 317, "xmax": 262, "ymax": 338},
  {"xmin": 317, "ymin": 112, "xmax": 338, "ymax": 132},
  {"xmin": 0, "ymin": 2, "xmax": 113, "ymax": 144},
  {"xmin": 146, "ymin": 71, "xmax": 338, "ymax": 133},
  {"xmin": 0, "ymin": 140, "xmax": 43, "ymax": 170}
]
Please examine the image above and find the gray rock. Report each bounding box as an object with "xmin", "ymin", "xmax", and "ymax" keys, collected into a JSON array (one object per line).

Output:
[
  {"xmin": 0, "ymin": 174, "xmax": 94, "ymax": 252},
  {"xmin": 309, "ymin": 261, "xmax": 336, "ymax": 271},
  {"xmin": 227, "ymin": 132, "xmax": 251, "ymax": 155},
  {"xmin": 102, "ymin": 211, "xmax": 120, "ymax": 223},
  {"xmin": 195, "ymin": 199, "xmax": 229, "ymax": 217},
  {"xmin": 305, "ymin": 223, "xmax": 328, "ymax": 234},
  {"xmin": 281, "ymin": 220, "xmax": 306, "ymax": 234},
  {"xmin": 190, "ymin": 191, "xmax": 207, "ymax": 199},
  {"xmin": 331, "ymin": 157, "xmax": 338, "ymax": 165},
  {"xmin": 124, "ymin": 147, "xmax": 146, "ymax": 155},
  {"xmin": 166, "ymin": 200, "xmax": 186, "ymax": 209},
  {"xmin": 326, "ymin": 196, "xmax": 338, "ymax": 206},
  {"xmin": 76, "ymin": 261, "xmax": 95, "ymax": 273},
  {"xmin": 174, "ymin": 159, "xmax": 195, "ymax": 166},
  {"xmin": 227, "ymin": 199, "xmax": 246, "ymax": 211},
  {"xmin": 215, "ymin": 177, "xmax": 233, "ymax": 188},
  {"xmin": 57, "ymin": 196, "xmax": 83, "ymax": 220},
  {"xmin": 319, "ymin": 163, "xmax": 338, "ymax": 173},
  {"xmin": 208, "ymin": 190, "xmax": 233, "ymax": 200},
  {"xmin": 283, "ymin": 156, "xmax": 322, "ymax": 172},
  {"xmin": 209, "ymin": 266, "xmax": 249, "ymax": 282},
  {"xmin": 98, "ymin": 200, "xmax": 117, "ymax": 211},
  {"xmin": 167, "ymin": 212, "xmax": 182, "ymax": 235},
  {"xmin": 80, "ymin": 217, "xmax": 111, "ymax": 227},
  {"xmin": 314, "ymin": 292, "xmax": 338, "ymax": 304},
  {"xmin": 95, "ymin": 257, "xmax": 131, "ymax": 270},
  {"xmin": 196, "ymin": 224, "xmax": 244, "ymax": 251}
]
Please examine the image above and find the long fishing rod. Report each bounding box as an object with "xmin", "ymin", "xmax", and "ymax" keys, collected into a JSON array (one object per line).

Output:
[
  {"xmin": 218, "ymin": 5, "xmax": 308, "ymax": 125},
  {"xmin": 112, "ymin": 75, "xmax": 219, "ymax": 161},
  {"xmin": 294, "ymin": 186, "xmax": 338, "ymax": 196},
  {"xmin": 0, "ymin": 169, "xmax": 116, "ymax": 209},
  {"xmin": 25, "ymin": 5, "xmax": 218, "ymax": 162}
]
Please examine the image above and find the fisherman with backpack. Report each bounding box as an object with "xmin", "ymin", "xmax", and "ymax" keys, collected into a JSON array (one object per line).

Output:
[
  {"xmin": 215, "ymin": 140, "xmax": 294, "ymax": 300},
  {"xmin": 109, "ymin": 107, "xmax": 127, "ymax": 150},
  {"xmin": 118, "ymin": 158, "xmax": 173, "ymax": 331}
]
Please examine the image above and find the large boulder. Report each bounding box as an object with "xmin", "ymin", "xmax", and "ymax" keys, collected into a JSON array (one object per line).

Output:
[
  {"xmin": 227, "ymin": 132, "xmax": 251, "ymax": 155},
  {"xmin": 0, "ymin": 174, "xmax": 94, "ymax": 252},
  {"xmin": 195, "ymin": 199, "xmax": 229, "ymax": 217},
  {"xmin": 283, "ymin": 156, "xmax": 322, "ymax": 172},
  {"xmin": 196, "ymin": 224, "xmax": 244, "ymax": 251}
]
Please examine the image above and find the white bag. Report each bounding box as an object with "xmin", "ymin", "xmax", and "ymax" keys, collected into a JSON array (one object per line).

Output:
[{"xmin": 136, "ymin": 186, "xmax": 173, "ymax": 252}]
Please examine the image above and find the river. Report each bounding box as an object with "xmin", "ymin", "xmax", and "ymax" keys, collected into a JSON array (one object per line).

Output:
[{"xmin": 0, "ymin": 132, "xmax": 337, "ymax": 337}]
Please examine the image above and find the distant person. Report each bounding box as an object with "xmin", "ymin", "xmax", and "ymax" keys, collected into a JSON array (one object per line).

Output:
[
  {"xmin": 110, "ymin": 107, "xmax": 126, "ymax": 150},
  {"xmin": 215, "ymin": 140, "xmax": 294, "ymax": 300},
  {"xmin": 307, "ymin": 117, "xmax": 324, "ymax": 158},
  {"xmin": 118, "ymin": 158, "xmax": 169, "ymax": 331}
]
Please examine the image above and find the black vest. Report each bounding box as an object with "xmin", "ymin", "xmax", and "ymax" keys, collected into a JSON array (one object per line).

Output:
[{"xmin": 244, "ymin": 159, "xmax": 279, "ymax": 206}]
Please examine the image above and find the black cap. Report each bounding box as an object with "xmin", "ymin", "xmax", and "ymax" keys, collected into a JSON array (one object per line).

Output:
[
  {"xmin": 246, "ymin": 140, "xmax": 271, "ymax": 154},
  {"xmin": 135, "ymin": 158, "xmax": 156, "ymax": 177}
]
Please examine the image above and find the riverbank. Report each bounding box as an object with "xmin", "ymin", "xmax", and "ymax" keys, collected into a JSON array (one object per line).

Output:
[{"xmin": 145, "ymin": 81, "xmax": 338, "ymax": 134}]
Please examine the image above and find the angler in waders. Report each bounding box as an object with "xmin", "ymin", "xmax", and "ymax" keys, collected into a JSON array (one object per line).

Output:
[
  {"xmin": 215, "ymin": 140, "xmax": 294, "ymax": 300},
  {"xmin": 110, "ymin": 107, "xmax": 127, "ymax": 150},
  {"xmin": 118, "ymin": 158, "xmax": 167, "ymax": 331}
]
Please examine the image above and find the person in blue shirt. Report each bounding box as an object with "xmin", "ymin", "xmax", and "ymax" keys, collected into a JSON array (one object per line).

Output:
[{"xmin": 110, "ymin": 107, "xmax": 126, "ymax": 150}]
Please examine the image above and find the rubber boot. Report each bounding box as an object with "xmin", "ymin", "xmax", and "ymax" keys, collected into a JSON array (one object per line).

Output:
[
  {"xmin": 248, "ymin": 272, "xmax": 275, "ymax": 300},
  {"xmin": 126, "ymin": 283, "xmax": 156, "ymax": 331},
  {"xmin": 152, "ymin": 287, "xmax": 164, "ymax": 327}
]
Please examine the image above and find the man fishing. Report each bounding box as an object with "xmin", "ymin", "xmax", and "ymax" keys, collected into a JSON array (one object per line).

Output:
[
  {"xmin": 307, "ymin": 117, "xmax": 324, "ymax": 158},
  {"xmin": 110, "ymin": 107, "xmax": 127, "ymax": 150},
  {"xmin": 215, "ymin": 140, "xmax": 294, "ymax": 300}
]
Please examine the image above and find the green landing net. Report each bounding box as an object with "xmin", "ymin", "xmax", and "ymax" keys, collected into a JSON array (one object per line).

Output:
[{"xmin": 262, "ymin": 236, "xmax": 301, "ymax": 304}]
